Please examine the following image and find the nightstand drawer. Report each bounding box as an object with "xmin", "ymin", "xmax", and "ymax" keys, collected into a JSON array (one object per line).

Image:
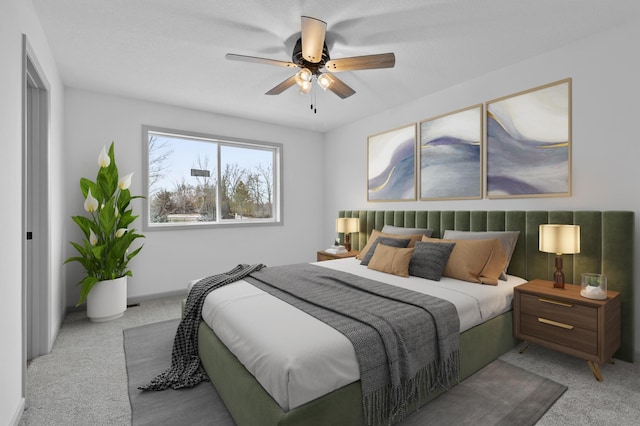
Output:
[
  {"xmin": 520, "ymin": 293, "xmax": 597, "ymax": 331},
  {"xmin": 520, "ymin": 313, "xmax": 597, "ymax": 355}
]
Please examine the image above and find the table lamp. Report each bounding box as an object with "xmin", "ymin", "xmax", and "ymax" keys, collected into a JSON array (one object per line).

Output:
[
  {"xmin": 336, "ymin": 218, "xmax": 360, "ymax": 251},
  {"xmin": 539, "ymin": 224, "xmax": 581, "ymax": 288}
]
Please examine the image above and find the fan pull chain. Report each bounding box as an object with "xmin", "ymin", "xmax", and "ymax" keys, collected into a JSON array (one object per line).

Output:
[{"xmin": 310, "ymin": 78, "xmax": 317, "ymax": 114}]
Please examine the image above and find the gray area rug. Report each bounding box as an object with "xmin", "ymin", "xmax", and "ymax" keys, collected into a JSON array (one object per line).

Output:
[
  {"xmin": 124, "ymin": 319, "xmax": 234, "ymax": 426},
  {"xmin": 401, "ymin": 359, "xmax": 567, "ymax": 426},
  {"xmin": 125, "ymin": 319, "xmax": 566, "ymax": 426}
]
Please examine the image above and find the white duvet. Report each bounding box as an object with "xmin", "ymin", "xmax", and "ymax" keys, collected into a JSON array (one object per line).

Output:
[{"xmin": 197, "ymin": 258, "xmax": 526, "ymax": 411}]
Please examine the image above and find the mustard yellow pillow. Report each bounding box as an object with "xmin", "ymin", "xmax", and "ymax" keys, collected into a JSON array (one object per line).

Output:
[
  {"xmin": 421, "ymin": 236, "xmax": 507, "ymax": 285},
  {"xmin": 356, "ymin": 229, "xmax": 424, "ymax": 260},
  {"xmin": 367, "ymin": 244, "xmax": 415, "ymax": 277}
]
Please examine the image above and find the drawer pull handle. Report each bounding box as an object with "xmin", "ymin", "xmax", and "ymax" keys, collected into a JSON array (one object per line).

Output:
[
  {"xmin": 538, "ymin": 317, "xmax": 574, "ymax": 330},
  {"xmin": 538, "ymin": 297, "xmax": 573, "ymax": 308}
]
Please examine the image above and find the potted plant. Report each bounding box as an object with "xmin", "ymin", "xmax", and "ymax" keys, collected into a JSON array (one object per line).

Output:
[{"xmin": 65, "ymin": 142, "xmax": 144, "ymax": 322}]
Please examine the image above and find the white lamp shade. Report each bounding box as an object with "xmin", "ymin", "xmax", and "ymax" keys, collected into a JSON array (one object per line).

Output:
[
  {"xmin": 336, "ymin": 217, "xmax": 359, "ymax": 233},
  {"xmin": 539, "ymin": 224, "xmax": 581, "ymax": 255}
]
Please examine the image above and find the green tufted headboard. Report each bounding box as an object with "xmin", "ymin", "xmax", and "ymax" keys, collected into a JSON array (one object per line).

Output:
[{"xmin": 338, "ymin": 210, "xmax": 635, "ymax": 362}]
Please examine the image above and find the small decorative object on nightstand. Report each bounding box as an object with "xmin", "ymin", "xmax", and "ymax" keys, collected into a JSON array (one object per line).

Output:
[
  {"xmin": 317, "ymin": 250, "xmax": 359, "ymax": 262},
  {"xmin": 581, "ymin": 273, "xmax": 607, "ymax": 300},
  {"xmin": 513, "ymin": 279, "xmax": 621, "ymax": 381}
]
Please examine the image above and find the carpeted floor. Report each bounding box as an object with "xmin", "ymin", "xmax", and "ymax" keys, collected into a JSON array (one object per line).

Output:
[
  {"xmin": 20, "ymin": 295, "xmax": 185, "ymax": 426},
  {"xmin": 20, "ymin": 294, "xmax": 640, "ymax": 425},
  {"xmin": 125, "ymin": 318, "xmax": 566, "ymax": 426}
]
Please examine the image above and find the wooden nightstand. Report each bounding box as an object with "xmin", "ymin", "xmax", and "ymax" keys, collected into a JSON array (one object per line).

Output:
[
  {"xmin": 316, "ymin": 250, "xmax": 359, "ymax": 262},
  {"xmin": 513, "ymin": 279, "xmax": 621, "ymax": 381}
]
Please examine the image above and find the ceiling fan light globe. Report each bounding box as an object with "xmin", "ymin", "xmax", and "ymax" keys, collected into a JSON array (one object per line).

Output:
[
  {"xmin": 294, "ymin": 68, "xmax": 312, "ymax": 86},
  {"xmin": 299, "ymin": 80, "xmax": 312, "ymax": 94},
  {"xmin": 317, "ymin": 74, "xmax": 332, "ymax": 90}
]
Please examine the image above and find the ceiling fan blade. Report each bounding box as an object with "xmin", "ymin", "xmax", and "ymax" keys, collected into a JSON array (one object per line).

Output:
[
  {"xmin": 225, "ymin": 53, "xmax": 298, "ymax": 69},
  {"xmin": 325, "ymin": 53, "xmax": 395, "ymax": 72},
  {"xmin": 301, "ymin": 16, "xmax": 327, "ymax": 63},
  {"xmin": 265, "ymin": 75, "xmax": 297, "ymax": 95},
  {"xmin": 321, "ymin": 73, "xmax": 356, "ymax": 99}
]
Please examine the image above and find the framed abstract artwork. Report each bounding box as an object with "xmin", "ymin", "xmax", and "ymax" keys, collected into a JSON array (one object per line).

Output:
[
  {"xmin": 486, "ymin": 78, "xmax": 572, "ymax": 198},
  {"xmin": 419, "ymin": 104, "xmax": 483, "ymax": 200},
  {"xmin": 367, "ymin": 123, "xmax": 417, "ymax": 201}
]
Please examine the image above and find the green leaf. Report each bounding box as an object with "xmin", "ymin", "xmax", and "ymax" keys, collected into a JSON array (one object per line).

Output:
[
  {"xmin": 92, "ymin": 244, "xmax": 105, "ymax": 260},
  {"xmin": 98, "ymin": 198, "xmax": 117, "ymax": 237},
  {"xmin": 118, "ymin": 189, "xmax": 131, "ymax": 210},
  {"xmin": 127, "ymin": 245, "xmax": 144, "ymax": 261},
  {"xmin": 68, "ymin": 241, "xmax": 88, "ymax": 256},
  {"xmin": 71, "ymin": 216, "xmax": 92, "ymax": 239},
  {"xmin": 117, "ymin": 211, "xmax": 137, "ymax": 229},
  {"xmin": 76, "ymin": 276, "xmax": 100, "ymax": 306}
]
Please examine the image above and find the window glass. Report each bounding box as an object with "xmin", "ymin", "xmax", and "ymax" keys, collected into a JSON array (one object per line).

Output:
[{"xmin": 144, "ymin": 127, "xmax": 281, "ymax": 229}]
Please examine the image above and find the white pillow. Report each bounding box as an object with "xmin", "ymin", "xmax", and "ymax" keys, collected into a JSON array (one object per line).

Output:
[{"xmin": 442, "ymin": 230, "xmax": 520, "ymax": 280}]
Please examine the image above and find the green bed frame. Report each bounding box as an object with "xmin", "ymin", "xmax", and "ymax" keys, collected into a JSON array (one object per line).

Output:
[{"xmin": 198, "ymin": 210, "xmax": 634, "ymax": 425}]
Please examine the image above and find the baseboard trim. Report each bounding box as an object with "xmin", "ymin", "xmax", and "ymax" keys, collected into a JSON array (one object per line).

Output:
[
  {"xmin": 66, "ymin": 289, "xmax": 188, "ymax": 316},
  {"xmin": 10, "ymin": 397, "xmax": 25, "ymax": 426},
  {"xmin": 126, "ymin": 289, "xmax": 187, "ymax": 305}
]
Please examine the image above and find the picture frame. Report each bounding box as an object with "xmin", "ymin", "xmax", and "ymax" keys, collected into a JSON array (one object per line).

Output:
[
  {"xmin": 367, "ymin": 123, "xmax": 417, "ymax": 201},
  {"xmin": 419, "ymin": 104, "xmax": 483, "ymax": 200},
  {"xmin": 486, "ymin": 78, "xmax": 572, "ymax": 198}
]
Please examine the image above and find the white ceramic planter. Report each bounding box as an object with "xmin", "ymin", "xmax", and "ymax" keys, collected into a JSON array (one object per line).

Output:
[{"xmin": 86, "ymin": 276, "xmax": 127, "ymax": 322}]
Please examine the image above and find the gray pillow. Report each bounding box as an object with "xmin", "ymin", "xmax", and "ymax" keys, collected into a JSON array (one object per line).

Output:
[
  {"xmin": 381, "ymin": 224, "xmax": 434, "ymax": 238},
  {"xmin": 409, "ymin": 241, "xmax": 456, "ymax": 281},
  {"xmin": 442, "ymin": 230, "xmax": 520, "ymax": 280},
  {"xmin": 360, "ymin": 237, "xmax": 411, "ymax": 266}
]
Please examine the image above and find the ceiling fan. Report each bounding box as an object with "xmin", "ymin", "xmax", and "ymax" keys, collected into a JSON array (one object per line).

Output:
[{"xmin": 225, "ymin": 16, "xmax": 395, "ymax": 102}]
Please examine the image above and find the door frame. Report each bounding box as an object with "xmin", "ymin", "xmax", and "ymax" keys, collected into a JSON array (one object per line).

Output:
[{"xmin": 22, "ymin": 34, "xmax": 52, "ymax": 387}]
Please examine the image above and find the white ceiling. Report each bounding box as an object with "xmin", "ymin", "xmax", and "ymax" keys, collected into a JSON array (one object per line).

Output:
[{"xmin": 32, "ymin": 0, "xmax": 640, "ymax": 133}]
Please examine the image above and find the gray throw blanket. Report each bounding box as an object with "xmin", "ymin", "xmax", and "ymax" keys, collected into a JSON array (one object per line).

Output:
[
  {"xmin": 139, "ymin": 263, "xmax": 265, "ymax": 391},
  {"xmin": 246, "ymin": 263, "xmax": 460, "ymax": 426}
]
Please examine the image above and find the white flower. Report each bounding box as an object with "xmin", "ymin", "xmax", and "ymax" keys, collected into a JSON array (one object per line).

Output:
[
  {"xmin": 89, "ymin": 229, "xmax": 98, "ymax": 246},
  {"xmin": 98, "ymin": 146, "xmax": 110, "ymax": 168},
  {"xmin": 115, "ymin": 228, "xmax": 127, "ymax": 238},
  {"xmin": 118, "ymin": 172, "xmax": 133, "ymax": 190},
  {"xmin": 83, "ymin": 189, "xmax": 99, "ymax": 213}
]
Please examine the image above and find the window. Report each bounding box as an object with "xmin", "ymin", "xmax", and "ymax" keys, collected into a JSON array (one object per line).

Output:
[{"xmin": 143, "ymin": 126, "xmax": 282, "ymax": 229}]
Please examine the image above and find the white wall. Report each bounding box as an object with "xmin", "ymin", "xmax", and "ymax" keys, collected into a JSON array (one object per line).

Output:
[
  {"xmin": 0, "ymin": 0, "xmax": 65, "ymax": 424},
  {"xmin": 323, "ymin": 20, "xmax": 640, "ymax": 354},
  {"xmin": 63, "ymin": 89, "xmax": 325, "ymax": 303}
]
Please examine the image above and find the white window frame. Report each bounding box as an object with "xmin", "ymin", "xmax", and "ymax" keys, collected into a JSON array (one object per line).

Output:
[{"xmin": 142, "ymin": 125, "xmax": 283, "ymax": 230}]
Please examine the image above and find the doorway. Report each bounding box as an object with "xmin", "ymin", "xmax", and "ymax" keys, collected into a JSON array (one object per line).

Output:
[{"xmin": 22, "ymin": 36, "xmax": 51, "ymax": 367}]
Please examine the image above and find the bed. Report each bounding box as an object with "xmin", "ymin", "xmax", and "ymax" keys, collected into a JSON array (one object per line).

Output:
[{"xmin": 196, "ymin": 210, "xmax": 634, "ymax": 426}]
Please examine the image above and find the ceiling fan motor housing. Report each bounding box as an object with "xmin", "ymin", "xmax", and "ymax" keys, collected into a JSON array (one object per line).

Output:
[{"xmin": 292, "ymin": 38, "xmax": 330, "ymax": 75}]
